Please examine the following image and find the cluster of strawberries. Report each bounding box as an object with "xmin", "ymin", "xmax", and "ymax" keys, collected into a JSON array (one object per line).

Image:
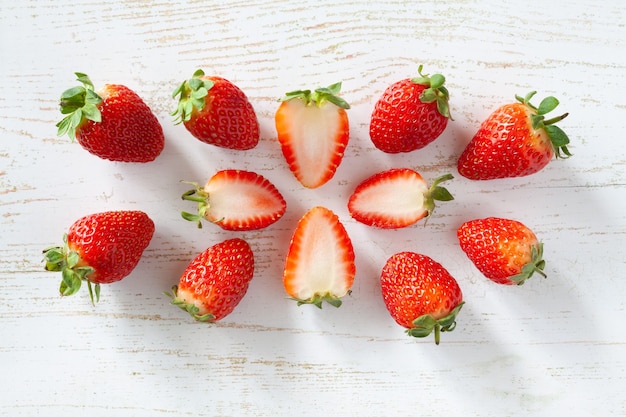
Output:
[{"xmin": 43, "ymin": 67, "xmax": 571, "ymax": 344}]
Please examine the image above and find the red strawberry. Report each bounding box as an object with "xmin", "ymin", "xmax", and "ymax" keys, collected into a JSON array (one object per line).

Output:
[
  {"xmin": 348, "ymin": 168, "xmax": 454, "ymax": 229},
  {"xmin": 283, "ymin": 206, "xmax": 356, "ymax": 308},
  {"xmin": 457, "ymin": 91, "xmax": 571, "ymax": 180},
  {"xmin": 180, "ymin": 169, "xmax": 286, "ymax": 231},
  {"xmin": 43, "ymin": 210, "xmax": 155, "ymax": 304},
  {"xmin": 457, "ymin": 217, "xmax": 546, "ymax": 285},
  {"xmin": 275, "ymin": 82, "xmax": 350, "ymax": 188},
  {"xmin": 56, "ymin": 72, "xmax": 164, "ymax": 162},
  {"xmin": 165, "ymin": 238, "xmax": 254, "ymax": 322},
  {"xmin": 380, "ymin": 252, "xmax": 464, "ymax": 344},
  {"xmin": 171, "ymin": 69, "xmax": 259, "ymax": 150},
  {"xmin": 369, "ymin": 65, "xmax": 451, "ymax": 153}
]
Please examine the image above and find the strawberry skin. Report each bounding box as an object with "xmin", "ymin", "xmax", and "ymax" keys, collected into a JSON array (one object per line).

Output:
[
  {"xmin": 171, "ymin": 69, "xmax": 259, "ymax": 150},
  {"xmin": 283, "ymin": 206, "xmax": 356, "ymax": 308},
  {"xmin": 275, "ymin": 83, "xmax": 350, "ymax": 188},
  {"xmin": 56, "ymin": 73, "xmax": 164, "ymax": 162},
  {"xmin": 348, "ymin": 168, "xmax": 454, "ymax": 229},
  {"xmin": 457, "ymin": 91, "xmax": 571, "ymax": 180},
  {"xmin": 457, "ymin": 217, "xmax": 546, "ymax": 285},
  {"xmin": 43, "ymin": 210, "xmax": 155, "ymax": 303},
  {"xmin": 370, "ymin": 65, "xmax": 451, "ymax": 153},
  {"xmin": 166, "ymin": 238, "xmax": 254, "ymax": 322},
  {"xmin": 180, "ymin": 169, "xmax": 286, "ymax": 231},
  {"xmin": 380, "ymin": 252, "xmax": 464, "ymax": 344}
]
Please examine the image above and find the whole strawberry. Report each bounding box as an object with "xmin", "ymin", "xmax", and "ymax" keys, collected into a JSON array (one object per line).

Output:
[
  {"xmin": 457, "ymin": 91, "xmax": 571, "ymax": 180},
  {"xmin": 56, "ymin": 72, "xmax": 164, "ymax": 162},
  {"xmin": 166, "ymin": 238, "xmax": 254, "ymax": 322},
  {"xmin": 43, "ymin": 210, "xmax": 155, "ymax": 304},
  {"xmin": 275, "ymin": 82, "xmax": 350, "ymax": 188},
  {"xmin": 457, "ymin": 217, "xmax": 546, "ymax": 285},
  {"xmin": 369, "ymin": 65, "xmax": 451, "ymax": 153},
  {"xmin": 181, "ymin": 169, "xmax": 286, "ymax": 231},
  {"xmin": 171, "ymin": 69, "xmax": 259, "ymax": 150},
  {"xmin": 380, "ymin": 252, "xmax": 464, "ymax": 344}
]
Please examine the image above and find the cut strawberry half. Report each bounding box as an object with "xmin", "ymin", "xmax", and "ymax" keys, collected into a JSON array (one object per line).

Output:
[
  {"xmin": 275, "ymin": 83, "xmax": 350, "ymax": 189},
  {"xmin": 348, "ymin": 168, "xmax": 454, "ymax": 229},
  {"xmin": 181, "ymin": 169, "xmax": 286, "ymax": 231},
  {"xmin": 283, "ymin": 206, "xmax": 356, "ymax": 308}
]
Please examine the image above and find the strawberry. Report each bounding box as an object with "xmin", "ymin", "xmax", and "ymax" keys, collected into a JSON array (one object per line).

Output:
[
  {"xmin": 369, "ymin": 65, "xmax": 451, "ymax": 153},
  {"xmin": 457, "ymin": 91, "xmax": 572, "ymax": 180},
  {"xmin": 457, "ymin": 217, "xmax": 546, "ymax": 285},
  {"xmin": 42, "ymin": 210, "xmax": 155, "ymax": 304},
  {"xmin": 165, "ymin": 238, "xmax": 254, "ymax": 322},
  {"xmin": 380, "ymin": 252, "xmax": 464, "ymax": 344},
  {"xmin": 347, "ymin": 168, "xmax": 454, "ymax": 229},
  {"xmin": 180, "ymin": 169, "xmax": 286, "ymax": 231},
  {"xmin": 283, "ymin": 206, "xmax": 356, "ymax": 308},
  {"xmin": 56, "ymin": 72, "xmax": 164, "ymax": 162},
  {"xmin": 171, "ymin": 69, "xmax": 259, "ymax": 150},
  {"xmin": 274, "ymin": 82, "xmax": 350, "ymax": 188}
]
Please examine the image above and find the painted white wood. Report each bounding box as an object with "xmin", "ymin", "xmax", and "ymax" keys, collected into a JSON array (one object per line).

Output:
[{"xmin": 1, "ymin": 1, "xmax": 625, "ymax": 416}]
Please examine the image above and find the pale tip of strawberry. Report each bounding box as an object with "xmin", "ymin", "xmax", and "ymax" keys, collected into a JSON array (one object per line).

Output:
[{"xmin": 164, "ymin": 285, "xmax": 217, "ymax": 323}]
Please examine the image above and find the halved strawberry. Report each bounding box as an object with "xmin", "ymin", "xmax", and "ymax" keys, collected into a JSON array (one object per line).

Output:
[
  {"xmin": 283, "ymin": 206, "xmax": 356, "ymax": 308},
  {"xmin": 275, "ymin": 82, "xmax": 350, "ymax": 188},
  {"xmin": 347, "ymin": 168, "xmax": 454, "ymax": 229},
  {"xmin": 180, "ymin": 169, "xmax": 286, "ymax": 231}
]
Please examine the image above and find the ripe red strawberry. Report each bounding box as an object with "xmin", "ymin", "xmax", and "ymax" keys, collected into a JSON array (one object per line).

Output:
[
  {"xmin": 42, "ymin": 210, "xmax": 155, "ymax": 304},
  {"xmin": 283, "ymin": 206, "xmax": 356, "ymax": 308},
  {"xmin": 56, "ymin": 72, "xmax": 164, "ymax": 162},
  {"xmin": 165, "ymin": 238, "xmax": 254, "ymax": 322},
  {"xmin": 380, "ymin": 252, "xmax": 464, "ymax": 344},
  {"xmin": 180, "ymin": 169, "xmax": 286, "ymax": 231},
  {"xmin": 457, "ymin": 217, "xmax": 546, "ymax": 285},
  {"xmin": 457, "ymin": 91, "xmax": 572, "ymax": 180},
  {"xmin": 348, "ymin": 168, "xmax": 454, "ymax": 229},
  {"xmin": 171, "ymin": 69, "xmax": 259, "ymax": 150},
  {"xmin": 275, "ymin": 82, "xmax": 350, "ymax": 188},
  {"xmin": 369, "ymin": 65, "xmax": 452, "ymax": 153}
]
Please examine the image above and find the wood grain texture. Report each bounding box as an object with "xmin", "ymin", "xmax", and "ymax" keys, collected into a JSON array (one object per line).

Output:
[{"xmin": 1, "ymin": 0, "xmax": 625, "ymax": 416}]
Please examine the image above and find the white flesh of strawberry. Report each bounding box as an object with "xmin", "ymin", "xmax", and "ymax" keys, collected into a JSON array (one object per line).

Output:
[
  {"xmin": 277, "ymin": 100, "xmax": 348, "ymax": 188},
  {"xmin": 284, "ymin": 206, "xmax": 355, "ymax": 301},
  {"xmin": 351, "ymin": 172, "xmax": 429, "ymax": 226}
]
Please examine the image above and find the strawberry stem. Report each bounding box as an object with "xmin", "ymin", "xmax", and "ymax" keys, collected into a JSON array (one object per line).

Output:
[
  {"xmin": 56, "ymin": 72, "xmax": 103, "ymax": 141},
  {"xmin": 43, "ymin": 234, "xmax": 98, "ymax": 305},
  {"xmin": 517, "ymin": 91, "xmax": 572, "ymax": 159},
  {"xmin": 423, "ymin": 173, "xmax": 454, "ymax": 219},
  {"xmin": 406, "ymin": 302, "xmax": 464, "ymax": 345},
  {"xmin": 509, "ymin": 243, "xmax": 547, "ymax": 285},
  {"xmin": 164, "ymin": 286, "xmax": 217, "ymax": 322},
  {"xmin": 411, "ymin": 64, "xmax": 452, "ymax": 120},
  {"xmin": 279, "ymin": 82, "xmax": 350, "ymax": 109},
  {"xmin": 180, "ymin": 181, "xmax": 209, "ymax": 228},
  {"xmin": 171, "ymin": 69, "xmax": 215, "ymax": 125}
]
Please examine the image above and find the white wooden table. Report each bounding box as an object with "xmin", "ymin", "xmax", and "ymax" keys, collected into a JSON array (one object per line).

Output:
[{"xmin": 1, "ymin": 1, "xmax": 625, "ymax": 416}]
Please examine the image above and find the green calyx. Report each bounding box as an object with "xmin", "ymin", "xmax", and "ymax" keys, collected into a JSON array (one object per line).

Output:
[
  {"xmin": 179, "ymin": 181, "xmax": 216, "ymax": 228},
  {"xmin": 411, "ymin": 64, "xmax": 452, "ymax": 120},
  {"xmin": 164, "ymin": 285, "xmax": 216, "ymax": 322},
  {"xmin": 56, "ymin": 72, "xmax": 103, "ymax": 141},
  {"xmin": 509, "ymin": 243, "xmax": 547, "ymax": 285},
  {"xmin": 171, "ymin": 69, "xmax": 215, "ymax": 125},
  {"xmin": 423, "ymin": 173, "xmax": 454, "ymax": 219},
  {"xmin": 42, "ymin": 234, "xmax": 99, "ymax": 305},
  {"xmin": 279, "ymin": 82, "xmax": 350, "ymax": 109},
  {"xmin": 290, "ymin": 290, "xmax": 351, "ymax": 309},
  {"xmin": 516, "ymin": 91, "xmax": 572, "ymax": 159},
  {"xmin": 406, "ymin": 302, "xmax": 465, "ymax": 345}
]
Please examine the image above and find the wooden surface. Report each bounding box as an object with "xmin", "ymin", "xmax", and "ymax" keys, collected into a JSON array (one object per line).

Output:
[{"xmin": 1, "ymin": 1, "xmax": 625, "ymax": 416}]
